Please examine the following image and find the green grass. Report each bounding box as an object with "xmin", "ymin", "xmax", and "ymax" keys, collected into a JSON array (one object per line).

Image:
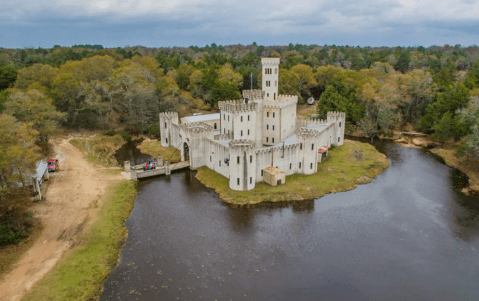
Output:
[
  {"xmin": 196, "ymin": 140, "xmax": 389, "ymax": 204},
  {"xmin": 137, "ymin": 140, "xmax": 182, "ymax": 163},
  {"xmin": 70, "ymin": 134, "xmax": 126, "ymax": 167},
  {"xmin": 21, "ymin": 180, "xmax": 137, "ymax": 301}
]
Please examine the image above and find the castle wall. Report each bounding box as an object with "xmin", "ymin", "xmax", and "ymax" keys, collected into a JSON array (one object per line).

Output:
[
  {"xmin": 262, "ymin": 107, "xmax": 280, "ymax": 145},
  {"xmin": 204, "ymin": 139, "xmax": 230, "ymax": 178}
]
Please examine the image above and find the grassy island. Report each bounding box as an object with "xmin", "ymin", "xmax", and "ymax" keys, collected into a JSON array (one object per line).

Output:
[{"xmin": 196, "ymin": 140, "xmax": 389, "ymax": 205}]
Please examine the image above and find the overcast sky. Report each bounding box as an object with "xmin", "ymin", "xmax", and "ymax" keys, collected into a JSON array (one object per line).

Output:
[{"xmin": 1, "ymin": 0, "xmax": 479, "ymax": 48}]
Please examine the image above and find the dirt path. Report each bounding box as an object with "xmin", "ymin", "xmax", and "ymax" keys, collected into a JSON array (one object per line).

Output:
[{"xmin": 0, "ymin": 138, "xmax": 122, "ymax": 301}]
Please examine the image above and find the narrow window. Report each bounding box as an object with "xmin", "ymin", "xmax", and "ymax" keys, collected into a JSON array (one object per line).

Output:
[
  {"xmin": 261, "ymin": 169, "xmax": 264, "ymax": 176},
  {"xmin": 267, "ymin": 125, "xmax": 269, "ymax": 130},
  {"xmin": 299, "ymin": 162, "xmax": 302, "ymax": 169},
  {"xmin": 250, "ymin": 177, "xmax": 252, "ymax": 184},
  {"xmin": 210, "ymin": 156, "xmax": 212, "ymax": 162},
  {"xmin": 275, "ymin": 68, "xmax": 277, "ymax": 74},
  {"xmin": 248, "ymin": 115, "xmax": 250, "ymax": 121},
  {"xmin": 237, "ymin": 178, "xmax": 240, "ymax": 185},
  {"xmin": 224, "ymin": 129, "xmax": 225, "ymax": 134},
  {"xmin": 228, "ymin": 130, "xmax": 230, "ymax": 134},
  {"xmin": 228, "ymin": 115, "xmax": 230, "ymax": 121},
  {"xmin": 241, "ymin": 116, "xmax": 243, "ymax": 122},
  {"xmin": 219, "ymin": 160, "xmax": 221, "ymax": 167},
  {"xmin": 214, "ymin": 123, "xmax": 217, "ymax": 129},
  {"xmin": 250, "ymin": 155, "xmax": 252, "ymax": 163},
  {"xmin": 312, "ymin": 144, "xmax": 314, "ymax": 150},
  {"xmin": 275, "ymin": 80, "xmax": 277, "ymax": 87},
  {"xmin": 300, "ymin": 143, "xmax": 303, "ymax": 150},
  {"xmin": 165, "ymin": 138, "xmax": 168, "ymax": 144},
  {"xmin": 272, "ymin": 125, "xmax": 275, "ymax": 130},
  {"xmin": 267, "ymin": 112, "xmax": 269, "ymax": 118},
  {"xmin": 266, "ymin": 137, "xmax": 269, "ymax": 142},
  {"xmin": 248, "ymin": 129, "xmax": 250, "ymax": 135},
  {"xmin": 310, "ymin": 163, "xmax": 313, "ymax": 169},
  {"xmin": 272, "ymin": 138, "xmax": 275, "ymax": 143},
  {"xmin": 273, "ymin": 112, "xmax": 275, "ymax": 118},
  {"xmin": 223, "ymin": 114, "xmax": 225, "ymax": 120},
  {"xmin": 290, "ymin": 163, "xmax": 292, "ymax": 169},
  {"xmin": 164, "ymin": 122, "xmax": 167, "ymax": 128},
  {"xmin": 338, "ymin": 137, "xmax": 340, "ymax": 142},
  {"xmin": 339, "ymin": 122, "xmax": 341, "ymax": 128},
  {"xmin": 241, "ymin": 130, "xmax": 243, "ymax": 136},
  {"xmin": 237, "ymin": 156, "xmax": 240, "ymax": 164}
]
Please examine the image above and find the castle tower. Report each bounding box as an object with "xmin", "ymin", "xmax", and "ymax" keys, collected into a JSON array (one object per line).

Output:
[
  {"xmin": 327, "ymin": 112, "xmax": 346, "ymax": 146},
  {"xmin": 261, "ymin": 58, "xmax": 279, "ymax": 101},
  {"xmin": 159, "ymin": 112, "xmax": 178, "ymax": 147},
  {"xmin": 218, "ymin": 99, "xmax": 258, "ymax": 145},
  {"xmin": 228, "ymin": 139, "xmax": 256, "ymax": 191},
  {"xmin": 242, "ymin": 89, "xmax": 265, "ymax": 147},
  {"xmin": 296, "ymin": 128, "xmax": 320, "ymax": 175}
]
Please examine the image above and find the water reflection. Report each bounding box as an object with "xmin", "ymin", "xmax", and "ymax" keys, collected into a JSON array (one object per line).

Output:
[
  {"xmin": 114, "ymin": 139, "xmax": 153, "ymax": 166},
  {"xmin": 102, "ymin": 141, "xmax": 479, "ymax": 301}
]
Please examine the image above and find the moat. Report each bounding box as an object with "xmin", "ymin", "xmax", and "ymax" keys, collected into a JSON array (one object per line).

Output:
[{"xmin": 102, "ymin": 141, "xmax": 479, "ymax": 300}]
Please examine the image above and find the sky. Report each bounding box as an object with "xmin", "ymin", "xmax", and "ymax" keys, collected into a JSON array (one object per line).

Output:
[{"xmin": 1, "ymin": 0, "xmax": 479, "ymax": 49}]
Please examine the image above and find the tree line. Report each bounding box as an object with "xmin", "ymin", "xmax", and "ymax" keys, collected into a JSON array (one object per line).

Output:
[{"xmin": 1, "ymin": 43, "xmax": 479, "ymax": 245}]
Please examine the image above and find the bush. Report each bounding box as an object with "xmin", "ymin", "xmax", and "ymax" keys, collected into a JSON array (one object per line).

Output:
[
  {"xmin": 117, "ymin": 131, "xmax": 132, "ymax": 141},
  {"xmin": 103, "ymin": 130, "xmax": 116, "ymax": 136},
  {"xmin": 0, "ymin": 224, "xmax": 28, "ymax": 247}
]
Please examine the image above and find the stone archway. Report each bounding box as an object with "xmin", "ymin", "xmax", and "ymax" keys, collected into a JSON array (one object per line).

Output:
[{"xmin": 183, "ymin": 142, "xmax": 190, "ymax": 161}]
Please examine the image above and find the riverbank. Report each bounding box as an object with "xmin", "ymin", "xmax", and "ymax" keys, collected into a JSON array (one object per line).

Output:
[
  {"xmin": 394, "ymin": 135, "xmax": 479, "ymax": 194},
  {"xmin": 196, "ymin": 140, "xmax": 389, "ymax": 205},
  {"xmin": 0, "ymin": 137, "xmax": 136, "ymax": 301}
]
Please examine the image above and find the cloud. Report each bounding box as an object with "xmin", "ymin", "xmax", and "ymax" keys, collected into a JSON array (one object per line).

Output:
[{"xmin": 1, "ymin": 0, "xmax": 479, "ymax": 47}]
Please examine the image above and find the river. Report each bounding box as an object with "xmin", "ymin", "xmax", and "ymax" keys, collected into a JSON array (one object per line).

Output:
[{"xmin": 102, "ymin": 140, "xmax": 479, "ymax": 300}]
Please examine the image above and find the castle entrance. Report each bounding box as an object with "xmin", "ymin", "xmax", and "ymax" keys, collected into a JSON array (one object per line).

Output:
[{"xmin": 183, "ymin": 142, "xmax": 189, "ymax": 161}]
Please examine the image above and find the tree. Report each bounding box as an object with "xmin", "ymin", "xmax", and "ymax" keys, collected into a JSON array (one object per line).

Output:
[
  {"xmin": 5, "ymin": 89, "xmax": 66, "ymax": 147},
  {"xmin": 211, "ymin": 80, "xmax": 241, "ymax": 106},
  {"xmin": 0, "ymin": 114, "xmax": 39, "ymax": 192},
  {"xmin": 0, "ymin": 64, "xmax": 18, "ymax": 91}
]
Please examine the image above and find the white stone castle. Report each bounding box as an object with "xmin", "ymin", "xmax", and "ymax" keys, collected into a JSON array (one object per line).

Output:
[{"xmin": 159, "ymin": 58, "xmax": 345, "ymax": 191}]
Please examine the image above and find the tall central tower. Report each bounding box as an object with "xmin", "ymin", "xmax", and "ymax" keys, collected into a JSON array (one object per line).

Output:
[{"xmin": 261, "ymin": 58, "xmax": 279, "ymax": 100}]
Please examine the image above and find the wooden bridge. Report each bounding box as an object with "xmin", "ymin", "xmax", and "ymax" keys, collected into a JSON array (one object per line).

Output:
[{"xmin": 122, "ymin": 156, "xmax": 190, "ymax": 180}]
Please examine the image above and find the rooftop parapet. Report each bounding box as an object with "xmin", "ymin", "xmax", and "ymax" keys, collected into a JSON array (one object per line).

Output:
[
  {"xmin": 296, "ymin": 118, "xmax": 328, "ymax": 128},
  {"xmin": 263, "ymin": 95, "xmax": 298, "ymax": 109},
  {"xmin": 327, "ymin": 111, "xmax": 346, "ymax": 118},
  {"xmin": 218, "ymin": 99, "xmax": 258, "ymax": 113},
  {"xmin": 228, "ymin": 139, "xmax": 255, "ymax": 150},
  {"xmin": 181, "ymin": 122, "xmax": 213, "ymax": 133},
  {"xmin": 297, "ymin": 127, "xmax": 322, "ymax": 138},
  {"xmin": 261, "ymin": 58, "xmax": 280, "ymax": 66},
  {"xmin": 159, "ymin": 111, "xmax": 178, "ymax": 119},
  {"xmin": 242, "ymin": 89, "xmax": 265, "ymax": 100}
]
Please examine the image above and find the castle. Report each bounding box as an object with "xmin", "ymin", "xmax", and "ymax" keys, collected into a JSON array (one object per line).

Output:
[{"xmin": 159, "ymin": 58, "xmax": 345, "ymax": 191}]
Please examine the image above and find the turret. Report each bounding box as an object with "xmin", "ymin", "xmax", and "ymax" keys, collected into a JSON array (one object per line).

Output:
[
  {"xmin": 327, "ymin": 111, "xmax": 346, "ymax": 146},
  {"xmin": 296, "ymin": 128, "xmax": 321, "ymax": 175},
  {"xmin": 159, "ymin": 112, "xmax": 178, "ymax": 147},
  {"xmin": 261, "ymin": 58, "xmax": 280, "ymax": 101},
  {"xmin": 228, "ymin": 139, "xmax": 256, "ymax": 191}
]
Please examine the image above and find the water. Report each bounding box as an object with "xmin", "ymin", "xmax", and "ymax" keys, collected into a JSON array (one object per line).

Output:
[
  {"xmin": 114, "ymin": 139, "xmax": 153, "ymax": 166},
  {"xmin": 101, "ymin": 141, "xmax": 479, "ymax": 300}
]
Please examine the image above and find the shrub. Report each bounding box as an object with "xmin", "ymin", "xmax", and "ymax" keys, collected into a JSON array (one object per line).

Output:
[{"xmin": 0, "ymin": 224, "xmax": 28, "ymax": 247}]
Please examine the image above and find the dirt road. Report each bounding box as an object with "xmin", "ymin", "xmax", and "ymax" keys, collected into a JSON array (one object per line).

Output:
[{"xmin": 0, "ymin": 138, "xmax": 122, "ymax": 301}]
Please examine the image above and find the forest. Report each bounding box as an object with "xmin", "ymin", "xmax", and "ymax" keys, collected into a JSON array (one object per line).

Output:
[{"xmin": 1, "ymin": 43, "xmax": 479, "ymax": 245}]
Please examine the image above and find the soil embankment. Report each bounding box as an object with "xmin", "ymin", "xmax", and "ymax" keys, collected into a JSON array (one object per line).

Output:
[{"xmin": 0, "ymin": 137, "xmax": 122, "ymax": 301}]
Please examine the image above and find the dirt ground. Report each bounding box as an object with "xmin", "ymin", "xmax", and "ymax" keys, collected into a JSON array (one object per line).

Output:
[{"xmin": 0, "ymin": 137, "xmax": 122, "ymax": 301}]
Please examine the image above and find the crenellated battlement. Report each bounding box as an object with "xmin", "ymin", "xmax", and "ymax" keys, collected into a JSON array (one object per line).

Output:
[
  {"xmin": 255, "ymin": 144, "xmax": 296, "ymax": 155},
  {"xmin": 215, "ymin": 134, "xmax": 233, "ymax": 141},
  {"xmin": 228, "ymin": 139, "xmax": 255, "ymax": 150},
  {"xmin": 159, "ymin": 111, "xmax": 178, "ymax": 119},
  {"xmin": 261, "ymin": 58, "xmax": 280, "ymax": 66},
  {"xmin": 327, "ymin": 111, "xmax": 346, "ymax": 118},
  {"xmin": 263, "ymin": 95, "xmax": 298, "ymax": 109},
  {"xmin": 218, "ymin": 100, "xmax": 258, "ymax": 113},
  {"xmin": 297, "ymin": 127, "xmax": 321, "ymax": 137},
  {"xmin": 296, "ymin": 118, "xmax": 328, "ymax": 128},
  {"xmin": 242, "ymin": 89, "xmax": 265, "ymax": 100},
  {"xmin": 182, "ymin": 122, "xmax": 213, "ymax": 133}
]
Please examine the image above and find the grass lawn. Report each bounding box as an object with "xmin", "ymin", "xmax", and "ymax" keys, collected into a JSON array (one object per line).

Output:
[
  {"xmin": 196, "ymin": 140, "xmax": 389, "ymax": 204},
  {"xmin": 21, "ymin": 180, "xmax": 137, "ymax": 301},
  {"xmin": 137, "ymin": 140, "xmax": 182, "ymax": 163}
]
